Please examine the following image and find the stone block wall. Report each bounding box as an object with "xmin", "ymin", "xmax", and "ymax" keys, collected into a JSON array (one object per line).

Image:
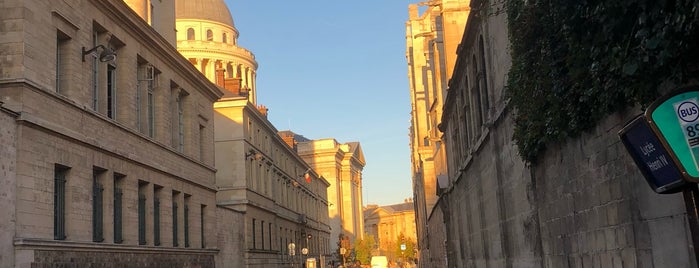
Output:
[
  {"xmin": 29, "ymin": 250, "xmax": 214, "ymax": 268},
  {"xmin": 535, "ymin": 109, "xmax": 694, "ymax": 268}
]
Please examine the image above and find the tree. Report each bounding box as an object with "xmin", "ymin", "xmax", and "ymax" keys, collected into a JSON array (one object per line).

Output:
[
  {"xmin": 353, "ymin": 233, "xmax": 377, "ymax": 265},
  {"xmin": 394, "ymin": 233, "xmax": 416, "ymax": 262}
]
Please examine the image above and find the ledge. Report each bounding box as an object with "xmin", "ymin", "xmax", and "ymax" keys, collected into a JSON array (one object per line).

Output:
[{"xmin": 14, "ymin": 238, "xmax": 219, "ymax": 255}]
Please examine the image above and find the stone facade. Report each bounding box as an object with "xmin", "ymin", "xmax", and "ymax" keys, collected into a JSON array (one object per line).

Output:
[
  {"xmin": 438, "ymin": 0, "xmax": 696, "ymax": 267},
  {"xmin": 295, "ymin": 138, "xmax": 366, "ymax": 250},
  {"xmin": 0, "ymin": 0, "xmax": 225, "ymax": 267},
  {"xmin": 364, "ymin": 202, "xmax": 418, "ymax": 262},
  {"xmin": 213, "ymin": 98, "xmax": 332, "ymax": 268},
  {"xmin": 405, "ymin": 1, "xmax": 470, "ymax": 266}
]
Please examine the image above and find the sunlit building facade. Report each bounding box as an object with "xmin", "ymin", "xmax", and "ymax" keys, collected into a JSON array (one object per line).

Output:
[
  {"xmin": 0, "ymin": 0, "xmax": 224, "ymax": 267},
  {"xmin": 174, "ymin": 1, "xmax": 332, "ymax": 267},
  {"xmin": 281, "ymin": 133, "xmax": 366, "ymax": 255},
  {"xmin": 406, "ymin": 1, "xmax": 470, "ymax": 267},
  {"xmin": 364, "ymin": 201, "xmax": 418, "ymax": 263}
]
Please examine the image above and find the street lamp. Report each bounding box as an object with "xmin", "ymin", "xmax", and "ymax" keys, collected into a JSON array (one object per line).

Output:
[
  {"xmin": 289, "ymin": 242, "xmax": 296, "ymax": 268},
  {"xmin": 340, "ymin": 247, "xmax": 346, "ymax": 267}
]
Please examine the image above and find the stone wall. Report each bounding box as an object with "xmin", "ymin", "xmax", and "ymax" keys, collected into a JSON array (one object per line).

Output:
[
  {"xmin": 28, "ymin": 249, "xmax": 214, "ymax": 268},
  {"xmin": 0, "ymin": 104, "xmax": 18, "ymax": 268},
  {"xmin": 534, "ymin": 109, "xmax": 694, "ymax": 267}
]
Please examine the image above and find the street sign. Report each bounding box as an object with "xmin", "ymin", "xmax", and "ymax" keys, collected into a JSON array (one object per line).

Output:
[
  {"xmin": 619, "ymin": 115, "xmax": 685, "ymax": 193},
  {"xmin": 647, "ymin": 88, "xmax": 699, "ymax": 181}
]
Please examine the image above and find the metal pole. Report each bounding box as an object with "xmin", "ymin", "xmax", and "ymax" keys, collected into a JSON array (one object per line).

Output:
[{"xmin": 682, "ymin": 184, "xmax": 699, "ymax": 266}]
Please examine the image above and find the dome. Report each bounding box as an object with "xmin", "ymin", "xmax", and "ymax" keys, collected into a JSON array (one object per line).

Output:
[{"xmin": 175, "ymin": 0, "xmax": 235, "ymax": 27}]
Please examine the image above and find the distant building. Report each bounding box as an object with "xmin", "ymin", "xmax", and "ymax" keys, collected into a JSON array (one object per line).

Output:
[
  {"xmin": 0, "ymin": 0, "xmax": 223, "ymax": 267},
  {"xmin": 405, "ymin": 1, "xmax": 470, "ymax": 267},
  {"xmin": 364, "ymin": 201, "xmax": 418, "ymax": 262},
  {"xmin": 281, "ymin": 132, "xmax": 366, "ymax": 253},
  {"xmin": 174, "ymin": 1, "xmax": 332, "ymax": 267}
]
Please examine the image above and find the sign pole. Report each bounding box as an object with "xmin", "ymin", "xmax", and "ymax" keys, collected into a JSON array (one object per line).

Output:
[{"xmin": 683, "ymin": 183, "xmax": 699, "ymax": 265}]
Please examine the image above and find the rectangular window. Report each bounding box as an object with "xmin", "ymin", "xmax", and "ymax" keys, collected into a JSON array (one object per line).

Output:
[
  {"xmin": 92, "ymin": 31, "xmax": 99, "ymax": 111},
  {"xmin": 113, "ymin": 173, "xmax": 124, "ymax": 243},
  {"xmin": 268, "ymin": 223, "xmax": 272, "ymax": 251},
  {"xmin": 138, "ymin": 181, "xmax": 148, "ymax": 245},
  {"xmin": 177, "ymin": 94, "xmax": 184, "ymax": 151},
  {"xmin": 107, "ymin": 64, "xmax": 117, "ymax": 119},
  {"xmin": 154, "ymin": 185, "xmax": 162, "ymax": 246},
  {"xmin": 201, "ymin": 204, "xmax": 206, "ymax": 248},
  {"xmin": 261, "ymin": 220, "xmax": 265, "ymax": 249},
  {"xmin": 173, "ymin": 191, "xmax": 179, "ymax": 247},
  {"xmin": 252, "ymin": 219, "xmax": 256, "ymax": 249},
  {"xmin": 147, "ymin": 70, "xmax": 156, "ymax": 138},
  {"xmin": 199, "ymin": 124, "xmax": 205, "ymax": 161},
  {"xmin": 54, "ymin": 165, "xmax": 69, "ymax": 240},
  {"xmin": 92, "ymin": 168, "xmax": 105, "ymax": 242},
  {"xmin": 137, "ymin": 62, "xmax": 157, "ymax": 137},
  {"xmin": 184, "ymin": 204, "xmax": 189, "ymax": 247},
  {"xmin": 56, "ymin": 31, "xmax": 70, "ymax": 93}
]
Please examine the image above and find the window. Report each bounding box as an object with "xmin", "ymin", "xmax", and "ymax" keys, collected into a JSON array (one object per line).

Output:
[
  {"xmin": 54, "ymin": 165, "xmax": 69, "ymax": 240},
  {"xmin": 172, "ymin": 89, "xmax": 188, "ymax": 152},
  {"xmin": 187, "ymin": 28, "xmax": 195, "ymax": 40},
  {"xmin": 184, "ymin": 195, "xmax": 190, "ymax": 248},
  {"xmin": 479, "ymin": 35, "xmax": 490, "ymax": 114},
  {"xmin": 137, "ymin": 62, "xmax": 157, "ymax": 137},
  {"xmin": 173, "ymin": 191, "xmax": 180, "ymax": 247},
  {"xmin": 222, "ymin": 32, "xmax": 227, "ymax": 43},
  {"xmin": 107, "ymin": 64, "xmax": 117, "ymax": 119},
  {"xmin": 92, "ymin": 168, "xmax": 105, "ymax": 242},
  {"xmin": 199, "ymin": 124, "xmax": 205, "ymax": 161},
  {"xmin": 206, "ymin": 29, "xmax": 213, "ymax": 41},
  {"xmin": 91, "ymin": 31, "xmax": 99, "ymax": 111},
  {"xmin": 113, "ymin": 173, "xmax": 124, "ymax": 243},
  {"xmin": 154, "ymin": 185, "xmax": 162, "ymax": 246},
  {"xmin": 56, "ymin": 31, "xmax": 70, "ymax": 93},
  {"xmin": 269, "ymin": 223, "xmax": 272, "ymax": 250},
  {"xmin": 252, "ymin": 219, "xmax": 256, "ymax": 249},
  {"xmin": 261, "ymin": 220, "xmax": 265, "ymax": 249},
  {"xmin": 201, "ymin": 204, "xmax": 206, "ymax": 248},
  {"xmin": 138, "ymin": 181, "xmax": 148, "ymax": 245}
]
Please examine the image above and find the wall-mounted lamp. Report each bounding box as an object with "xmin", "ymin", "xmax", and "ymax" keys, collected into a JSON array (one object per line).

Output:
[
  {"xmin": 82, "ymin": 45, "xmax": 116, "ymax": 62},
  {"xmin": 245, "ymin": 149, "xmax": 263, "ymax": 161}
]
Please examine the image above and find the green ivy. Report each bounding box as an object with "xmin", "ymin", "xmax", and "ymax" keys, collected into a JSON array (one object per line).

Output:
[{"xmin": 505, "ymin": 0, "xmax": 699, "ymax": 163}]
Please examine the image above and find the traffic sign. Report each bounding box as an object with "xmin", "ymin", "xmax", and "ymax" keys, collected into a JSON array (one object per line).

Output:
[{"xmin": 647, "ymin": 88, "xmax": 699, "ymax": 181}]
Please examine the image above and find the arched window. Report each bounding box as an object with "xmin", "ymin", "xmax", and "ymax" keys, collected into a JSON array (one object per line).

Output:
[
  {"xmin": 186, "ymin": 28, "xmax": 195, "ymax": 40},
  {"xmin": 206, "ymin": 29, "xmax": 213, "ymax": 41},
  {"xmin": 222, "ymin": 33, "xmax": 228, "ymax": 44}
]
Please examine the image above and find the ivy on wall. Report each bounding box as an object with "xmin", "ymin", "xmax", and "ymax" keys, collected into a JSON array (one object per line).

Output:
[{"xmin": 505, "ymin": 0, "xmax": 699, "ymax": 163}]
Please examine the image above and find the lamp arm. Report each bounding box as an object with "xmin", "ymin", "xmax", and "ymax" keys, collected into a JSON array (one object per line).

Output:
[{"xmin": 82, "ymin": 45, "xmax": 106, "ymax": 62}]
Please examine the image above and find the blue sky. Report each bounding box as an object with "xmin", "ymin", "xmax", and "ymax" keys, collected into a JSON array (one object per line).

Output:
[{"xmin": 226, "ymin": 1, "xmax": 416, "ymax": 206}]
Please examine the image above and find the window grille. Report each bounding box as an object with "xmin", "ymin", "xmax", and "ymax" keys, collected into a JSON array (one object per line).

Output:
[
  {"xmin": 138, "ymin": 193, "xmax": 146, "ymax": 245},
  {"xmin": 53, "ymin": 166, "xmax": 67, "ymax": 240},
  {"xmin": 92, "ymin": 173, "xmax": 104, "ymax": 242}
]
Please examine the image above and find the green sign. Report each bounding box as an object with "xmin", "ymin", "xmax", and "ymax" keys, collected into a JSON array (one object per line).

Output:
[{"xmin": 647, "ymin": 88, "xmax": 699, "ymax": 181}]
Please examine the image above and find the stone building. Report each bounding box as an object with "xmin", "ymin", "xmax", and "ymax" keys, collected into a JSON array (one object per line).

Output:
[
  {"xmin": 175, "ymin": 0, "xmax": 258, "ymax": 106},
  {"xmin": 405, "ymin": 1, "xmax": 470, "ymax": 267},
  {"xmin": 0, "ymin": 0, "xmax": 224, "ymax": 267},
  {"xmin": 174, "ymin": 1, "xmax": 333, "ymax": 267},
  {"xmin": 364, "ymin": 201, "xmax": 418, "ymax": 263},
  {"xmin": 280, "ymin": 132, "xmax": 367, "ymax": 253},
  {"xmin": 439, "ymin": 0, "xmax": 696, "ymax": 267}
]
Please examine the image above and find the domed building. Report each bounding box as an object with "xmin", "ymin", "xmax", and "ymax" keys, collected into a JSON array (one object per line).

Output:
[
  {"xmin": 175, "ymin": 1, "xmax": 333, "ymax": 267},
  {"xmin": 175, "ymin": 0, "xmax": 259, "ymax": 105}
]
